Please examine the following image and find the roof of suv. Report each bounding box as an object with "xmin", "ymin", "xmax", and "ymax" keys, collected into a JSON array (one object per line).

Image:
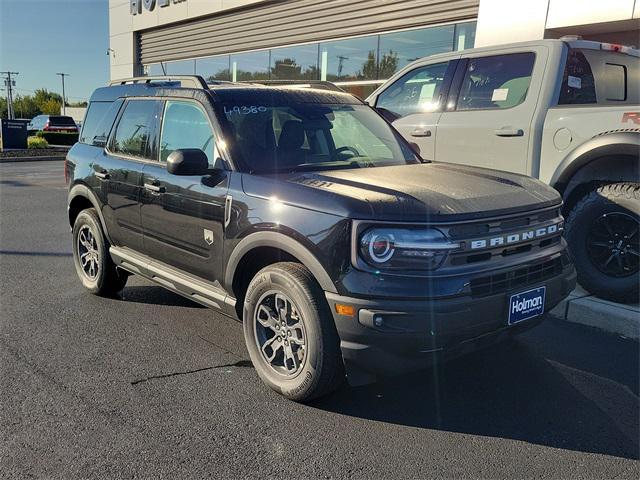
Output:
[{"xmin": 90, "ymin": 76, "xmax": 362, "ymax": 105}]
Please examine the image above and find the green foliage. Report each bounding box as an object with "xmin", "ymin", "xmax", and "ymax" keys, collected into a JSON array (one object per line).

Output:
[
  {"xmin": 33, "ymin": 88, "xmax": 62, "ymax": 107},
  {"xmin": 0, "ymin": 88, "xmax": 73, "ymax": 119},
  {"xmin": 67, "ymin": 100, "xmax": 88, "ymax": 108},
  {"xmin": 378, "ymin": 51, "xmax": 399, "ymax": 79},
  {"xmin": 36, "ymin": 131, "xmax": 79, "ymax": 145},
  {"xmin": 13, "ymin": 95, "xmax": 39, "ymax": 119},
  {"xmin": 28, "ymin": 136, "xmax": 49, "ymax": 149},
  {"xmin": 0, "ymin": 97, "xmax": 8, "ymax": 118},
  {"xmin": 41, "ymin": 98, "xmax": 62, "ymax": 115}
]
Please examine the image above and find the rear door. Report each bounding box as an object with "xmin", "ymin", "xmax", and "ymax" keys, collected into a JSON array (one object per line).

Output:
[
  {"xmin": 99, "ymin": 98, "xmax": 162, "ymax": 252},
  {"xmin": 435, "ymin": 48, "xmax": 545, "ymax": 174},
  {"xmin": 372, "ymin": 59, "xmax": 458, "ymax": 160},
  {"xmin": 140, "ymin": 99, "xmax": 228, "ymax": 284}
]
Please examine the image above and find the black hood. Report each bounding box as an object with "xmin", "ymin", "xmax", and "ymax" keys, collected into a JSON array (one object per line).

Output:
[{"xmin": 242, "ymin": 162, "xmax": 561, "ymax": 222}]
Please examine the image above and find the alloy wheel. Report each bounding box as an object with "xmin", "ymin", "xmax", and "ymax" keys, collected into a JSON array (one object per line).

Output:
[
  {"xmin": 254, "ymin": 291, "xmax": 307, "ymax": 377},
  {"xmin": 77, "ymin": 225, "xmax": 100, "ymax": 280},
  {"xmin": 586, "ymin": 212, "xmax": 639, "ymax": 277}
]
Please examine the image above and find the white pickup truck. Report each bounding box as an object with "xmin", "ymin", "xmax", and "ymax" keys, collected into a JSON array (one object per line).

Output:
[{"xmin": 367, "ymin": 37, "xmax": 639, "ymax": 303}]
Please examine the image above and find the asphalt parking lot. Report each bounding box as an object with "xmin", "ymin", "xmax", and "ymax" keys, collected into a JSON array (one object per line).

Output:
[{"xmin": 1, "ymin": 160, "xmax": 638, "ymax": 479}]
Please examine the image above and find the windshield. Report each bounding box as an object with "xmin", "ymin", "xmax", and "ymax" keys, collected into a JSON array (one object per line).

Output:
[{"xmin": 219, "ymin": 103, "xmax": 419, "ymax": 173}]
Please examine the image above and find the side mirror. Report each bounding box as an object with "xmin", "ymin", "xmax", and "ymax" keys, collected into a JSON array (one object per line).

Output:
[{"xmin": 167, "ymin": 149, "xmax": 209, "ymax": 176}]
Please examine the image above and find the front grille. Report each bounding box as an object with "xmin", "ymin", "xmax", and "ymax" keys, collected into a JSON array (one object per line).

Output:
[
  {"xmin": 447, "ymin": 207, "xmax": 560, "ymax": 241},
  {"xmin": 470, "ymin": 257, "xmax": 564, "ymax": 298}
]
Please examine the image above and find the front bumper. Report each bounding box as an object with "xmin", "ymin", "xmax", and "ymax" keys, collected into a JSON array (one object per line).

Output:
[{"xmin": 326, "ymin": 262, "xmax": 576, "ymax": 385}]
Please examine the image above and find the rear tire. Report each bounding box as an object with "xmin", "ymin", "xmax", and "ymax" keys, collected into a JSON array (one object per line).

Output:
[
  {"xmin": 242, "ymin": 262, "xmax": 344, "ymax": 402},
  {"xmin": 565, "ymin": 183, "xmax": 639, "ymax": 303},
  {"xmin": 72, "ymin": 208, "xmax": 127, "ymax": 296}
]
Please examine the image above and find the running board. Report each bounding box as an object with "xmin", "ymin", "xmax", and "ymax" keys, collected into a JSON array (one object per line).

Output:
[{"xmin": 110, "ymin": 246, "xmax": 238, "ymax": 318}]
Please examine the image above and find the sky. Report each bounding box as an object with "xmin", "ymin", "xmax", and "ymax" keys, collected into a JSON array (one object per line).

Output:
[{"xmin": 0, "ymin": 0, "xmax": 110, "ymax": 102}]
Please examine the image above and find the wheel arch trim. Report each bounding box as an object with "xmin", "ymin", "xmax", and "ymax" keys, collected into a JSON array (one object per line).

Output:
[
  {"xmin": 68, "ymin": 184, "xmax": 113, "ymax": 243},
  {"xmin": 550, "ymin": 132, "xmax": 640, "ymax": 192},
  {"xmin": 225, "ymin": 231, "xmax": 337, "ymax": 294}
]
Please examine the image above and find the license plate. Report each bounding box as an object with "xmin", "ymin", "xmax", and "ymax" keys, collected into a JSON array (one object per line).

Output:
[{"xmin": 508, "ymin": 286, "xmax": 546, "ymax": 325}]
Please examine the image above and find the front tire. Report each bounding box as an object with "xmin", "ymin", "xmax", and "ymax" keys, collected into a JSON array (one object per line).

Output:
[
  {"xmin": 72, "ymin": 208, "xmax": 127, "ymax": 296},
  {"xmin": 243, "ymin": 262, "xmax": 344, "ymax": 402},
  {"xmin": 565, "ymin": 183, "xmax": 639, "ymax": 303}
]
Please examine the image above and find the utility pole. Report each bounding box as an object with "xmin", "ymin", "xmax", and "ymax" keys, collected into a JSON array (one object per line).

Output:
[
  {"xmin": 56, "ymin": 72, "xmax": 70, "ymax": 115},
  {"xmin": 1, "ymin": 71, "xmax": 18, "ymax": 119}
]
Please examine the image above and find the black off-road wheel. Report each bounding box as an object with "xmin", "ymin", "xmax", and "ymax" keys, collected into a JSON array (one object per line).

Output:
[
  {"xmin": 243, "ymin": 262, "xmax": 344, "ymax": 402},
  {"xmin": 72, "ymin": 208, "xmax": 128, "ymax": 296},
  {"xmin": 565, "ymin": 183, "xmax": 639, "ymax": 304}
]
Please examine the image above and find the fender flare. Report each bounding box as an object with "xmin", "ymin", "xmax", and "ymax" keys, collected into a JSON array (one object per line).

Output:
[
  {"xmin": 550, "ymin": 132, "xmax": 640, "ymax": 190},
  {"xmin": 225, "ymin": 231, "xmax": 337, "ymax": 294},
  {"xmin": 67, "ymin": 183, "xmax": 113, "ymax": 243}
]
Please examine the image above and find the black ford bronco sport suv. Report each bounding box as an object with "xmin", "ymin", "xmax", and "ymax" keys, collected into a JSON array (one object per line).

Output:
[{"xmin": 66, "ymin": 75, "xmax": 576, "ymax": 402}]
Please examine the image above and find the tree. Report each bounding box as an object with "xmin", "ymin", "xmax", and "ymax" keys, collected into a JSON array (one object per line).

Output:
[
  {"xmin": 13, "ymin": 95, "xmax": 39, "ymax": 119},
  {"xmin": 0, "ymin": 97, "xmax": 7, "ymax": 119},
  {"xmin": 360, "ymin": 51, "xmax": 377, "ymax": 80},
  {"xmin": 378, "ymin": 50, "xmax": 399, "ymax": 79},
  {"xmin": 358, "ymin": 50, "xmax": 399, "ymax": 80},
  {"xmin": 41, "ymin": 98, "xmax": 62, "ymax": 115},
  {"xmin": 271, "ymin": 58, "xmax": 302, "ymax": 80}
]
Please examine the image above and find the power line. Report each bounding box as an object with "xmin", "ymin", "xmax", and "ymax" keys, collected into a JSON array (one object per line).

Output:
[{"xmin": 1, "ymin": 71, "xmax": 19, "ymax": 119}]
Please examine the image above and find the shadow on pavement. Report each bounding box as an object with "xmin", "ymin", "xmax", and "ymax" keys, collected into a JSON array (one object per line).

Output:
[
  {"xmin": 120, "ymin": 285, "xmax": 207, "ymax": 309},
  {"xmin": 314, "ymin": 320, "xmax": 640, "ymax": 460}
]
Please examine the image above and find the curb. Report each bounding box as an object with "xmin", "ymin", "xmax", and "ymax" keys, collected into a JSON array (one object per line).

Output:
[
  {"xmin": 0, "ymin": 156, "xmax": 66, "ymax": 163},
  {"xmin": 550, "ymin": 286, "xmax": 639, "ymax": 339}
]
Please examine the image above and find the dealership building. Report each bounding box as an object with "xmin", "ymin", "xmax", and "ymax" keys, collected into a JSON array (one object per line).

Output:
[{"xmin": 109, "ymin": 0, "xmax": 640, "ymax": 98}]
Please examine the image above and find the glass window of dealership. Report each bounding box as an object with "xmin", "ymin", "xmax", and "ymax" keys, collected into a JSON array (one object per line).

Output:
[{"xmin": 145, "ymin": 21, "xmax": 476, "ymax": 99}]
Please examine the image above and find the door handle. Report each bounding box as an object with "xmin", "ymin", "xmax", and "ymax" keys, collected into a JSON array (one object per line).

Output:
[
  {"xmin": 411, "ymin": 127, "xmax": 432, "ymax": 137},
  {"xmin": 494, "ymin": 127, "xmax": 524, "ymax": 137},
  {"xmin": 95, "ymin": 170, "xmax": 109, "ymax": 180},
  {"xmin": 144, "ymin": 183, "xmax": 165, "ymax": 193}
]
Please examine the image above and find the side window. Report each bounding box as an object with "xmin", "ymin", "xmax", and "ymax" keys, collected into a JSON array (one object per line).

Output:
[
  {"xmin": 79, "ymin": 101, "xmax": 115, "ymax": 144},
  {"xmin": 376, "ymin": 62, "xmax": 451, "ymax": 118},
  {"xmin": 558, "ymin": 49, "xmax": 597, "ymax": 105},
  {"xmin": 456, "ymin": 53, "xmax": 535, "ymax": 111},
  {"xmin": 160, "ymin": 101, "xmax": 216, "ymax": 165},
  {"xmin": 111, "ymin": 100, "xmax": 160, "ymax": 159}
]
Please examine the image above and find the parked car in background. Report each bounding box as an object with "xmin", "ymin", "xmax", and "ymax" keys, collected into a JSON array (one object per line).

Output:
[
  {"xmin": 27, "ymin": 115, "xmax": 79, "ymax": 135},
  {"xmin": 367, "ymin": 38, "xmax": 640, "ymax": 303},
  {"xmin": 65, "ymin": 76, "xmax": 575, "ymax": 401}
]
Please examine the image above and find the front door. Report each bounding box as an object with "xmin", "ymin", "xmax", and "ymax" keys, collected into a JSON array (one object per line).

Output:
[
  {"xmin": 100, "ymin": 98, "xmax": 163, "ymax": 251},
  {"xmin": 435, "ymin": 50, "xmax": 543, "ymax": 174},
  {"xmin": 140, "ymin": 99, "xmax": 228, "ymax": 285},
  {"xmin": 373, "ymin": 60, "xmax": 458, "ymax": 160}
]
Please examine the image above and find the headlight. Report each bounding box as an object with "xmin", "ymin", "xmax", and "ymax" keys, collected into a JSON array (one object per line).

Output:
[{"xmin": 359, "ymin": 227, "xmax": 460, "ymax": 271}]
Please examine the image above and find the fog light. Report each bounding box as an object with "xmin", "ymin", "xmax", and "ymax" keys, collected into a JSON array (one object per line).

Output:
[{"xmin": 373, "ymin": 315, "xmax": 384, "ymax": 327}]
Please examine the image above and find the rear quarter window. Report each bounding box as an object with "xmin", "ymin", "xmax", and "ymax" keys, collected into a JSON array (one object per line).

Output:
[
  {"xmin": 79, "ymin": 100, "xmax": 121, "ymax": 145},
  {"xmin": 558, "ymin": 50, "xmax": 597, "ymax": 105}
]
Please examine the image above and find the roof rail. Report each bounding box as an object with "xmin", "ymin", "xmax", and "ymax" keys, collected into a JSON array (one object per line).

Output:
[
  {"xmin": 241, "ymin": 80, "xmax": 344, "ymax": 92},
  {"xmin": 108, "ymin": 75, "xmax": 209, "ymax": 89}
]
